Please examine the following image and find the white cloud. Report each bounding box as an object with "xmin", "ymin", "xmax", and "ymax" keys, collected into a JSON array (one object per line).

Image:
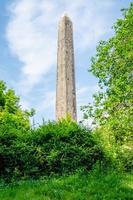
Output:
[
  {"xmin": 38, "ymin": 91, "xmax": 55, "ymax": 111},
  {"xmin": 7, "ymin": 0, "xmax": 114, "ymax": 90},
  {"xmin": 77, "ymin": 85, "xmax": 97, "ymax": 96},
  {"xmin": 20, "ymin": 99, "xmax": 30, "ymax": 110},
  {"xmin": 77, "ymin": 84, "xmax": 100, "ymax": 122},
  {"xmin": 6, "ymin": 0, "xmax": 57, "ymax": 92},
  {"xmin": 34, "ymin": 90, "xmax": 56, "ymax": 121}
]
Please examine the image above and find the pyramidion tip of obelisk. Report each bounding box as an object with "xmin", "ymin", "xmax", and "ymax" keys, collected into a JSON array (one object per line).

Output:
[{"xmin": 61, "ymin": 11, "xmax": 71, "ymax": 21}]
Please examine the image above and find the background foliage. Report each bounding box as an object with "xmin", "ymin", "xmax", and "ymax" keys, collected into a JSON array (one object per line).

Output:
[
  {"xmin": 0, "ymin": 81, "xmax": 33, "ymax": 130},
  {"xmin": 82, "ymin": 4, "xmax": 133, "ymax": 171}
]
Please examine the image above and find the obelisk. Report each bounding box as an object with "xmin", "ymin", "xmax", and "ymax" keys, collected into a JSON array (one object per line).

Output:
[{"xmin": 56, "ymin": 14, "xmax": 77, "ymax": 121}]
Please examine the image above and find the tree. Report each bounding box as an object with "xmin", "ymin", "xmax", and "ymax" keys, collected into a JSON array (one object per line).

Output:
[
  {"xmin": 0, "ymin": 81, "xmax": 32, "ymax": 130},
  {"xmin": 83, "ymin": 3, "xmax": 133, "ymax": 143}
]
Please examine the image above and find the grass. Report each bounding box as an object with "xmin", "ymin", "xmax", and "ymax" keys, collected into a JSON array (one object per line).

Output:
[{"xmin": 0, "ymin": 170, "xmax": 133, "ymax": 200}]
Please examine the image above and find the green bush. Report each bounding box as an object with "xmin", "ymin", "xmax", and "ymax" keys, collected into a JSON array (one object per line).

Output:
[
  {"xmin": 0, "ymin": 119, "xmax": 104, "ymax": 182},
  {"xmin": 116, "ymin": 144, "xmax": 133, "ymax": 171},
  {"xmin": 92, "ymin": 126, "xmax": 133, "ymax": 172}
]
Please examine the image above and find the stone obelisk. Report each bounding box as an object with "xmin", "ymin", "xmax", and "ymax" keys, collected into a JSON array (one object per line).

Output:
[{"xmin": 56, "ymin": 14, "xmax": 77, "ymax": 121}]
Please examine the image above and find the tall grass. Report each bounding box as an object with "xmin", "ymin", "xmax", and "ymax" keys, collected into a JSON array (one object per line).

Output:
[{"xmin": 0, "ymin": 169, "xmax": 132, "ymax": 200}]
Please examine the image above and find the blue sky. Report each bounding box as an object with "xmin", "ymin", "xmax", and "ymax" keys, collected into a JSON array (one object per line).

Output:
[{"xmin": 0, "ymin": 0, "xmax": 132, "ymax": 124}]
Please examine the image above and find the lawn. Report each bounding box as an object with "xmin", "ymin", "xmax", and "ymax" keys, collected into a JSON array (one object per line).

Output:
[{"xmin": 0, "ymin": 170, "xmax": 133, "ymax": 200}]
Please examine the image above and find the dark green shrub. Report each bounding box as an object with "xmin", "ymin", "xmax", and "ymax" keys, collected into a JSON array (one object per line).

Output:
[{"xmin": 0, "ymin": 119, "xmax": 104, "ymax": 182}]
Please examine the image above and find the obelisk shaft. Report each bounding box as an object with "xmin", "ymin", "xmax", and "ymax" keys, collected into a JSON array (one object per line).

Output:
[{"xmin": 56, "ymin": 15, "xmax": 77, "ymax": 121}]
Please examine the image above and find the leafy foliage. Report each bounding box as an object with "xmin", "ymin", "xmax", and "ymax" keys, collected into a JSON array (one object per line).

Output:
[
  {"xmin": 0, "ymin": 81, "xmax": 32, "ymax": 130},
  {"xmin": 0, "ymin": 118, "xmax": 104, "ymax": 182},
  {"xmin": 82, "ymin": 4, "xmax": 133, "ymax": 171}
]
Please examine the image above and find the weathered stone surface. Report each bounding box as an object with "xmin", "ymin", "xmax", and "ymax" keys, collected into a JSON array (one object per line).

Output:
[{"xmin": 56, "ymin": 14, "xmax": 77, "ymax": 121}]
